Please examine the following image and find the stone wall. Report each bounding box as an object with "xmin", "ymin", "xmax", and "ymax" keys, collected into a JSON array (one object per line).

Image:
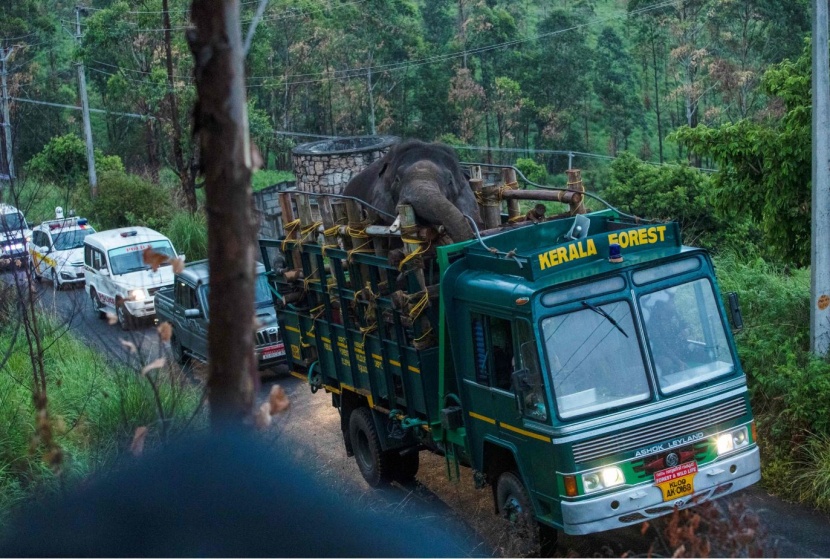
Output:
[
  {"xmin": 253, "ymin": 180, "xmax": 295, "ymax": 240},
  {"xmin": 291, "ymin": 135, "xmax": 398, "ymax": 194}
]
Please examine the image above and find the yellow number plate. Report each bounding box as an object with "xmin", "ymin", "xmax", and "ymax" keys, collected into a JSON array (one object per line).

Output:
[{"xmin": 654, "ymin": 462, "xmax": 698, "ymax": 502}]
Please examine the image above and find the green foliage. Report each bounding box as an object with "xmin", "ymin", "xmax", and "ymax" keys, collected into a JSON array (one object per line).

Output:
[
  {"xmin": 26, "ymin": 134, "xmax": 124, "ymax": 189},
  {"xmin": 81, "ymin": 171, "xmax": 172, "ymax": 230},
  {"xmin": 252, "ymin": 170, "xmax": 295, "ymax": 192},
  {"xmin": 602, "ymin": 152, "xmax": 744, "ymax": 250},
  {"xmin": 672, "ymin": 41, "xmax": 812, "ymax": 265},
  {"xmin": 514, "ymin": 158, "xmax": 548, "ymax": 185},
  {"xmin": 0, "ymin": 307, "xmax": 205, "ymax": 530},
  {"xmin": 792, "ymin": 433, "xmax": 830, "ymax": 512},
  {"xmin": 715, "ymin": 254, "xmax": 830, "ymax": 504},
  {"xmin": 162, "ymin": 211, "xmax": 208, "ymax": 262}
]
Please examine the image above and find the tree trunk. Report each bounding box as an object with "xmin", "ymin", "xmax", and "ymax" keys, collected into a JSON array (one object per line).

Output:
[
  {"xmin": 165, "ymin": 0, "xmax": 197, "ymax": 213},
  {"xmin": 188, "ymin": 0, "xmax": 257, "ymax": 427},
  {"xmin": 650, "ymin": 25, "xmax": 664, "ymax": 163}
]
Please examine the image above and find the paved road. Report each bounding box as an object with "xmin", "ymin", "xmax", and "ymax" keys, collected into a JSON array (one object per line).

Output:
[{"xmin": 5, "ymin": 270, "xmax": 830, "ymax": 557}]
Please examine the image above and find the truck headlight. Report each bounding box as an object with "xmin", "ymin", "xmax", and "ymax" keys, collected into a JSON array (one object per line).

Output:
[
  {"xmin": 717, "ymin": 426, "xmax": 749, "ymax": 456},
  {"xmin": 582, "ymin": 466, "xmax": 625, "ymax": 494},
  {"xmin": 129, "ymin": 289, "xmax": 146, "ymax": 301}
]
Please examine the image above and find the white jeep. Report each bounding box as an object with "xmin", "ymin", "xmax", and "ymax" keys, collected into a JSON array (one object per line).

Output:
[
  {"xmin": 83, "ymin": 226, "xmax": 178, "ymax": 329},
  {"xmin": 0, "ymin": 203, "xmax": 31, "ymax": 269},
  {"xmin": 29, "ymin": 208, "xmax": 96, "ymax": 289}
]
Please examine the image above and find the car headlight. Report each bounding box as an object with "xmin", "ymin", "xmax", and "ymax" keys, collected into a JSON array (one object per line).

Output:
[
  {"xmin": 129, "ymin": 289, "xmax": 146, "ymax": 301},
  {"xmin": 582, "ymin": 466, "xmax": 625, "ymax": 494},
  {"xmin": 716, "ymin": 426, "xmax": 749, "ymax": 456}
]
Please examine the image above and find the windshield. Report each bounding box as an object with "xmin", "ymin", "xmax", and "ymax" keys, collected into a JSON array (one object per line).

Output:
[
  {"xmin": 1, "ymin": 212, "xmax": 26, "ymax": 233},
  {"xmin": 541, "ymin": 300, "xmax": 650, "ymax": 419},
  {"xmin": 203, "ymin": 274, "xmax": 273, "ymax": 313},
  {"xmin": 53, "ymin": 228, "xmax": 95, "ymax": 250},
  {"xmin": 640, "ymin": 279, "xmax": 734, "ymax": 394},
  {"xmin": 108, "ymin": 240, "xmax": 176, "ymax": 275}
]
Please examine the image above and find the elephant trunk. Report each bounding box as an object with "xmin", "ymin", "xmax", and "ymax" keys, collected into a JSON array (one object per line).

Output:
[{"xmin": 401, "ymin": 171, "xmax": 475, "ymax": 243}]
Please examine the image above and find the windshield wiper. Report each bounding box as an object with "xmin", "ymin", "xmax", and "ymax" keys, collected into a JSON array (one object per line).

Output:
[{"xmin": 581, "ymin": 301, "xmax": 629, "ymax": 338}]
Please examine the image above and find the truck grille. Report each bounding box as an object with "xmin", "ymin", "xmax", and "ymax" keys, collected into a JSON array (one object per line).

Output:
[
  {"xmin": 572, "ymin": 397, "xmax": 746, "ymax": 463},
  {"xmin": 147, "ymin": 286, "xmax": 163, "ymax": 296},
  {"xmin": 256, "ymin": 327, "xmax": 280, "ymax": 346}
]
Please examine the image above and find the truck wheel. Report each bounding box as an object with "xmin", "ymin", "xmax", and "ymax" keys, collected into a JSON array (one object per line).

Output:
[
  {"xmin": 349, "ymin": 408, "xmax": 390, "ymax": 487},
  {"xmin": 51, "ymin": 269, "xmax": 61, "ymax": 291},
  {"xmin": 390, "ymin": 449, "xmax": 420, "ymax": 484},
  {"xmin": 496, "ymin": 471, "xmax": 536, "ymax": 540},
  {"xmin": 171, "ymin": 331, "xmax": 188, "ymax": 365},
  {"xmin": 116, "ymin": 301, "xmax": 134, "ymax": 331},
  {"xmin": 90, "ymin": 289, "xmax": 105, "ymax": 319}
]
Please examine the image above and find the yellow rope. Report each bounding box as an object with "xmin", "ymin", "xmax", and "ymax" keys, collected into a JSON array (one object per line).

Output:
[
  {"xmin": 299, "ymin": 221, "xmax": 322, "ymax": 244},
  {"xmin": 302, "ymin": 268, "xmax": 320, "ymax": 292},
  {"xmin": 321, "ymin": 243, "xmax": 340, "ymax": 257},
  {"xmin": 413, "ymin": 327, "xmax": 433, "ymax": 343},
  {"xmin": 360, "ymin": 322, "xmax": 377, "ymax": 343},
  {"xmin": 347, "ymin": 225, "xmax": 369, "ymax": 238},
  {"xmin": 347, "ymin": 240, "xmax": 373, "ymax": 263},
  {"xmin": 323, "ymin": 224, "xmax": 341, "ymax": 237},
  {"xmin": 281, "ymin": 218, "xmax": 301, "ymax": 252},
  {"xmin": 408, "ymin": 291, "xmax": 430, "ymax": 319},
  {"xmin": 508, "ymin": 214, "xmax": 526, "ymax": 223}
]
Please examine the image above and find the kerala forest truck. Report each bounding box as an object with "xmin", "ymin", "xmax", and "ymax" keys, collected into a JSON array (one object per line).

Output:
[{"xmin": 258, "ymin": 173, "xmax": 760, "ymax": 549}]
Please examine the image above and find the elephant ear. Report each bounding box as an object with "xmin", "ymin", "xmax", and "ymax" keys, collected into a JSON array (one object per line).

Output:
[{"xmin": 377, "ymin": 162, "xmax": 388, "ymax": 178}]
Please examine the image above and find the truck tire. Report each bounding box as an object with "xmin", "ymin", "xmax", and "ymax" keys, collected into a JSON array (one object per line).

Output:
[
  {"xmin": 90, "ymin": 288, "xmax": 105, "ymax": 319},
  {"xmin": 389, "ymin": 449, "xmax": 420, "ymax": 484},
  {"xmin": 496, "ymin": 471, "xmax": 537, "ymax": 542},
  {"xmin": 349, "ymin": 408, "xmax": 390, "ymax": 487},
  {"xmin": 171, "ymin": 331, "xmax": 188, "ymax": 365},
  {"xmin": 116, "ymin": 300, "xmax": 134, "ymax": 331}
]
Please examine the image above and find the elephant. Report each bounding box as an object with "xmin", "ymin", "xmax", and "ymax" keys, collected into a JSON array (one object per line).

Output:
[{"xmin": 343, "ymin": 139, "xmax": 482, "ymax": 243}]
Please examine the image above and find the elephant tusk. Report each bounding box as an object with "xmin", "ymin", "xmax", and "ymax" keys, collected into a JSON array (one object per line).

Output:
[{"xmin": 390, "ymin": 214, "xmax": 402, "ymax": 234}]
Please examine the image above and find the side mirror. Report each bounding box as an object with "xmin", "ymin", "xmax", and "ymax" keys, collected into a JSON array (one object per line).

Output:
[
  {"xmin": 99, "ymin": 268, "xmax": 110, "ymax": 277},
  {"xmin": 184, "ymin": 308, "xmax": 202, "ymax": 318},
  {"xmin": 727, "ymin": 292, "xmax": 743, "ymax": 331},
  {"xmin": 39, "ymin": 246, "xmax": 49, "ymax": 253}
]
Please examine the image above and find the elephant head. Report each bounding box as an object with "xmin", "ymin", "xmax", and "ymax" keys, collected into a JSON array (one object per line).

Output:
[{"xmin": 343, "ymin": 140, "xmax": 482, "ymax": 243}]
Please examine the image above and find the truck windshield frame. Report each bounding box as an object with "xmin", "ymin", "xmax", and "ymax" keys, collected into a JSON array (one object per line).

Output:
[
  {"xmin": 53, "ymin": 228, "xmax": 95, "ymax": 251},
  {"xmin": 639, "ymin": 277, "xmax": 735, "ymax": 395}
]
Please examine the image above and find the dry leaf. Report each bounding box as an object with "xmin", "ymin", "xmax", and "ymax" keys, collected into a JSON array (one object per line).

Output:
[
  {"xmin": 120, "ymin": 339, "xmax": 137, "ymax": 354},
  {"xmin": 268, "ymin": 384, "xmax": 290, "ymax": 415},
  {"xmin": 130, "ymin": 426, "xmax": 148, "ymax": 457},
  {"xmin": 157, "ymin": 321, "xmax": 172, "ymax": 343},
  {"xmin": 170, "ymin": 257, "xmax": 185, "ymax": 274},
  {"xmin": 141, "ymin": 357, "xmax": 166, "ymax": 375},
  {"xmin": 142, "ymin": 247, "xmax": 169, "ymax": 272},
  {"xmin": 254, "ymin": 402, "xmax": 272, "ymax": 430},
  {"xmin": 106, "ymin": 312, "xmax": 117, "ymax": 325}
]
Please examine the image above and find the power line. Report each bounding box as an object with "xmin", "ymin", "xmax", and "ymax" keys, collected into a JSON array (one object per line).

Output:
[{"xmin": 10, "ymin": 96, "xmax": 155, "ymax": 120}]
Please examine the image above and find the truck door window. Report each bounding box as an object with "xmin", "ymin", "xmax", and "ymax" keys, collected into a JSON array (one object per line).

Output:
[
  {"xmin": 92, "ymin": 250, "xmax": 106, "ymax": 271},
  {"xmin": 640, "ymin": 279, "xmax": 734, "ymax": 394},
  {"xmin": 516, "ymin": 321, "xmax": 548, "ymax": 422},
  {"xmin": 541, "ymin": 300, "xmax": 650, "ymax": 419},
  {"xmin": 470, "ymin": 314, "xmax": 514, "ymax": 389}
]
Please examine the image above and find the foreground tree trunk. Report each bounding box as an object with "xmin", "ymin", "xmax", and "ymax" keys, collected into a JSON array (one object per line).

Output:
[{"xmin": 188, "ymin": 0, "xmax": 257, "ymax": 426}]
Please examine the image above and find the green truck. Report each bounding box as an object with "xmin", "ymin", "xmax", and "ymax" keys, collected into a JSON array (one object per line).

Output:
[{"xmin": 259, "ymin": 173, "xmax": 759, "ymax": 549}]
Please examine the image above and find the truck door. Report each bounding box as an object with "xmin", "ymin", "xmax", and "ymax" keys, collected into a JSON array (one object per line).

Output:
[{"xmin": 463, "ymin": 312, "xmax": 500, "ymax": 465}]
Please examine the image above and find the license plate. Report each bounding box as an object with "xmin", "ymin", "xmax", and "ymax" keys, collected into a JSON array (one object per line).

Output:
[
  {"xmin": 654, "ymin": 461, "xmax": 697, "ymax": 502},
  {"xmin": 261, "ymin": 343, "xmax": 285, "ymax": 360}
]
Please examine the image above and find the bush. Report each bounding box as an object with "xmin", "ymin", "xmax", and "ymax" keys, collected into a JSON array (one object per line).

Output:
[
  {"xmin": 80, "ymin": 171, "xmax": 173, "ymax": 230},
  {"xmin": 514, "ymin": 158, "xmax": 548, "ymax": 185},
  {"xmin": 162, "ymin": 211, "xmax": 208, "ymax": 262},
  {"xmin": 26, "ymin": 133, "xmax": 123, "ymax": 189}
]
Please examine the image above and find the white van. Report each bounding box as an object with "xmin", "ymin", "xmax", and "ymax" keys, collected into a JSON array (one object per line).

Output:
[
  {"xmin": 84, "ymin": 227, "xmax": 178, "ymax": 329},
  {"xmin": 0, "ymin": 203, "xmax": 31, "ymax": 269},
  {"xmin": 29, "ymin": 208, "xmax": 96, "ymax": 289}
]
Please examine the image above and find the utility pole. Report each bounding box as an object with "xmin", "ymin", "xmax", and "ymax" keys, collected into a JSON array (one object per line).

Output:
[
  {"xmin": 0, "ymin": 47, "xmax": 15, "ymax": 181},
  {"xmin": 75, "ymin": 6, "xmax": 97, "ymax": 196},
  {"xmin": 811, "ymin": 0, "xmax": 830, "ymax": 356}
]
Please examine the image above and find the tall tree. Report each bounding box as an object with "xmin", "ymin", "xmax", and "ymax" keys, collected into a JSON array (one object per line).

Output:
[
  {"xmin": 593, "ymin": 27, "xmax": 642, "ymax": 154},
  {"xmin": 188, "ymin": 0, "xmax": 258, "ymax": 425}
]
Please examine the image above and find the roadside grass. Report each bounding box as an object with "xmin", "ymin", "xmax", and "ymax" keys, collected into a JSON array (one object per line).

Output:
[
  {"xmin": 253, "ymin": 169, "xmax": 295, "ymax": 192},
  {"xmin": 0, "ymin": 295, "xmax": 206, "ymax": 534},
  {"xmin": 714, "ymin": 252, "xmax": 830, "ymax": 507},
  {"xmin": 163, "ymin": 210, "xmax": 209, "ymax": 263}
]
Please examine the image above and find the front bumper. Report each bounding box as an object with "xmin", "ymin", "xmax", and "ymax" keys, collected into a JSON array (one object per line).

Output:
[
  {"xmin": 57, "ymin": 266, "xmax": 86, "ymax": 284},
  {"xmin": 256, "ymin": 341, "xmax": 287, "ymax": 369},
  {"xmin": 561, "ymin": 446, "xmax": 761, "ymax": 535},
  {"xmin": 125, "ymin": 298, "xmax": 156, "ymax": 318}
]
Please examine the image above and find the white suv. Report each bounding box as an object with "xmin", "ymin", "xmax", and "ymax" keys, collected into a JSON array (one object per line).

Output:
[
  {"xmin": 84, "ymin": 226, "xmax": 179, "ymax": 330},
  {"xmin": 29, "ymin": 209, "xmax": 96, "ymax": 289},
  {"xmin": 0, "ymin": 203, "xmax": 31, "ymax": 268}
]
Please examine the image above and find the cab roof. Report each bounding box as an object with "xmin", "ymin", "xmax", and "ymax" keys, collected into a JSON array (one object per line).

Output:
[
  {"xmin": 83, "ymin": 226, "xmax": 172, "ymax": 251},
  {"xmin": 177, "ymin": 259, "xmax": 266, "ymax": 286},
  {"xmin": 0, "ymin": 203, "xmax": 22, "ymax": 215},
  {"xmin": 34, "ymin": 216, "xmax": 92, "ymax": 233}
]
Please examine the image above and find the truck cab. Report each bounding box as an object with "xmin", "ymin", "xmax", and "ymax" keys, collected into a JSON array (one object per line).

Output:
[
  {"xmin": 0, "ymin": 203, "xmax": 31, "ymax": 269},
  {"xmin": 442, "ymin": 214, "xmax": 758, "ymax": 535},
  {"xmin": 153, "ymin": 260, "xmax": 286, "ymax": 372}
]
